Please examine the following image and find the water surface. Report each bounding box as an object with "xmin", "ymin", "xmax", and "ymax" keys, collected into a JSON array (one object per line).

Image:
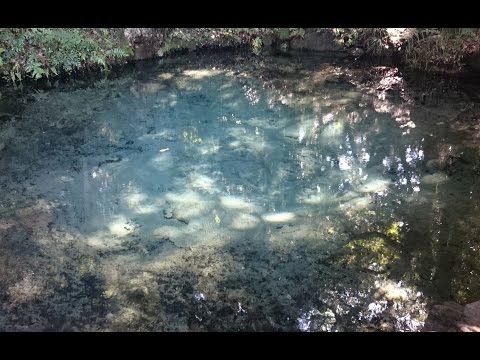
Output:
[{"xmin": 1, "ymin": 52, "xmax": 479, "ymax": 331}]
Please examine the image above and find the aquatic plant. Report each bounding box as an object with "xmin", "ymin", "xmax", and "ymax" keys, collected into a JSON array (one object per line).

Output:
[{"xmin": 341, "ymin": 235, "xmax": 400, "ymax": 268}]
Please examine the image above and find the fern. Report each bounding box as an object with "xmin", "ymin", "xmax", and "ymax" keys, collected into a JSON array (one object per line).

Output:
[{"xmin": 0, "ymin": 28, "xmax": 132, "ymax": 83}]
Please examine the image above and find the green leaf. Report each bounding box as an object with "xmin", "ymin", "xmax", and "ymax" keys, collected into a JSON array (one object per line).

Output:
[
  {"xmin": 252, "ymin": 37, "xmax": 263, "ymax": 53},
  {"xmin": 278, "ymin": 28, "xmax": 290, "ymax": 40},
  {"xmin": 35, "ymin": 67, "xmax": 46, "ymax": 79}
]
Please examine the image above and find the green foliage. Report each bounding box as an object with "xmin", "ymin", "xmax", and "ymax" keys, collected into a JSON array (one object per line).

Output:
[
  {"xmin": 250, "ymin": 28, "xmax": 306, "ymax": 52},
  {"xmin": 333, "ymin": 28, "xmax": 392, "ymax": 56},
  {"xmin": 358, "ymin": 28, "xmax": 392, "ymax": 56},
  {"xmin": 252, "ymin": 37, "xmax": 263, "ymax": 54},
  {"xmin": 160, "ymin": 28, "xmax": 306, "ymax": 56},
  {"xmin": 289, "ymin": 28, "xmax": 305, "ymax": 38},
  {"xmin": 0, "ymin": 28, "xmax": 131, "ymax": 84},
  {"xmin": 277, "ymin": 28, "xmax": 290, "ymax": 41},
  {"xmin": 334, "ymin": 27, "xmax": 480, "ymax": 72},
  {"xmin": 0, "ymin": 28, "xmax": 311, "ymax": 82},
  {"xmin": 3, "ymin": 27, "xmax": 476, "ymax": 82},
  {"xmin": 403, "ymin": 28, "xmax": 479, "ymax": 71},
  {"xmin": 161, "ymin": 28, "xmax": 248, "ymax": 54},
  {"xmin": 332, "ymin": 28, "xmax": 358, "ymax": 47}
]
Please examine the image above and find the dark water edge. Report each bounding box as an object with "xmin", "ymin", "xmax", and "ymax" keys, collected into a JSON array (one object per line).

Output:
[{"xmin": 2, "ymin": 47, "xmax": 479, "ymax": 98}]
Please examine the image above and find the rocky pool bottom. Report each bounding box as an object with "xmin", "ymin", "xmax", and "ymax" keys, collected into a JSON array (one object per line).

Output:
[{"xmin": 1, "ymin": 51, "xmax": 480, "ymax": 331}]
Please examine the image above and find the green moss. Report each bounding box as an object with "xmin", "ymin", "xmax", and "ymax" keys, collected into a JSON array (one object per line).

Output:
[
  {"xmin": 341, "ymin": 236, "xmax": 400, "ymax": 268},
  {"xmin": 385, "ymin": 221, "xmax": 402, "ymax": 243}
]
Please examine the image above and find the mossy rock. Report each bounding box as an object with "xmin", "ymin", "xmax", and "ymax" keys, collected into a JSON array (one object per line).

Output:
[{"xmin": 340, "ymin": 235, "xmax": 400, "ymax": 270}]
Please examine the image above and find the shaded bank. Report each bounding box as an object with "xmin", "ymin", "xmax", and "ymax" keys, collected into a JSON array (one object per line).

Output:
[{"xmin": 2, "ymin": 28, "xmax": 479, "ymax": 86}]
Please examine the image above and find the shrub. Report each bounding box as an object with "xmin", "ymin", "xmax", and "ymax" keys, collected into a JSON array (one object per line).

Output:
[
  {"xmin": 0, "ymin": 28, "xmax": 131, "ymax": 83},
  {"xmin": 403, "ymin": 28, "xmax": 479, "ymax": 71}
]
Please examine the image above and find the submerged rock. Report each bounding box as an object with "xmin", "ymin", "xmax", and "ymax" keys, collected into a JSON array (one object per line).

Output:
[
  {"xmin": 163, "ymin": 208, "xmax": 174, "ymax": 219},
  {"xmin": 423, "ymin": 300, "xmax": 480, "ymax": 332}
]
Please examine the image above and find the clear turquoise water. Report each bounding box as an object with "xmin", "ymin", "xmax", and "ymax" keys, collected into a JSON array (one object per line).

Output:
[{"xmin": 1, "ymin": 53, "xmax": 479, "ymax": 331}]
